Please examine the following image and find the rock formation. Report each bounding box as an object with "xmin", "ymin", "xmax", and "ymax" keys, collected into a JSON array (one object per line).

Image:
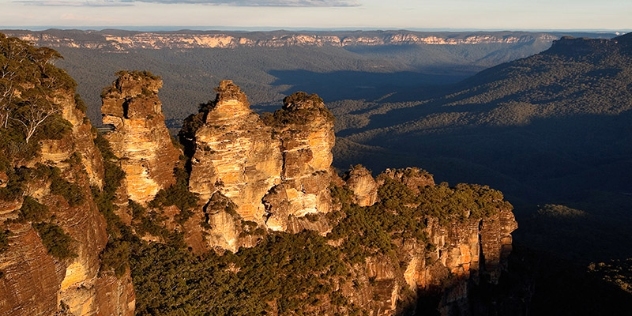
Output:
[
  {"xmin": 186, "ymin": 80, "xmax": 282, "ymax": 224},
  {"xmin": 344, "ymin": 164, "xmax": 378, "ymax": 207},
  {"xmin": 263, "ymin": 91, "xmax": 336, "ymax": 231},
  {"xmin": 181, "ymin": 81, "xmax": 335, "ymax": 250},
  {"xmin": 7, "ymin": 30, "xmax": 558, "ymax": 51},
  {"xmin": 101, "ymin": 71, "xmax": 181, "ymax": 204},
  {"xmin": 335, "ymin": 168, "xmax": 518, "ymax": 315}
]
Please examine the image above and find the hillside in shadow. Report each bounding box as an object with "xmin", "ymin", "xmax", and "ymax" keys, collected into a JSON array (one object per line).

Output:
[{"xmin": 333, "ymin": 34, "xmax": 632, "ymax": 268}]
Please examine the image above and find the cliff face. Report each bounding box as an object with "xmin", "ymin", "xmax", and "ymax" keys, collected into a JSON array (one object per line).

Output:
[
  {"xmin": 187, "ymin": 80, "xmax": 282, "ymax": 224},
  {"xmin": 0, "ymin": 35, "xmax": 134, "ymax": 316},
  {"xmin": 101, "ymin": 71, "xmax": 181, "ymax": 204},
  {"xmin": 6, "ymin": 30, "xmax": 558, "ymax": 51},
  {"xmin": 0, "ymin": 223, "xmax": 60, "ymax": 316},
  {"xmin": 263, "ymin": 92, "xmax": 336, "ymax": 231},
  {"xmin": 344, "ymin": 165, "xmax": 379, "ymax": 207},
  {"xmin": 336, "ymin": 168, "xmax": 518, "ymax": 315}
]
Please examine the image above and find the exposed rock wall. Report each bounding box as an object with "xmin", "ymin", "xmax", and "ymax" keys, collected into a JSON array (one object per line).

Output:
[
  {"xmin": 0, "ymin": 223, "xmax": 60, "ymax": 316},
  {"xmin": 8, "ymin": 30, "xmax": 559, "ymax": 51},
  {"xmin": 263, "ymin": 92, "xmax": 335, "ymax": 231},
  {"xmin": 182, "ymin": 81, "xmax": 335, "ymax": 250},
  {"xmin": 187, "ymin": 80, "xmax": 282, "ymax": 224},
  {"xmin": 333, "ymin": 168, "xmax": 518, "ymax": 315},
  {"xmin": 344, "ymin": 165, "xmax": 378, "ymax": 207},
  {"xmin": 101, "ymin": 71, "xmax": 181, "ymax": 204},
  {"xmin": 0, "ymin": 40, "xmax": 135, "ymax": 315}
]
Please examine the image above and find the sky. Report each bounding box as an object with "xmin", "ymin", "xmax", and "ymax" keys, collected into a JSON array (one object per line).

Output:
[{"xmin": 0, "ymin": 0, "xmax": 630, "ymax": 31}]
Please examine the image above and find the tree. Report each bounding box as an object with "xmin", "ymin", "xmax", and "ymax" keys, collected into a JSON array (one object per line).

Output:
[
  {"xmin": 12, "ymin": 93, "xmax": 60, "ymax": 144},
  {"xmin": 0, "ymin": 34, "xmax": 68, "ymax": 143}
]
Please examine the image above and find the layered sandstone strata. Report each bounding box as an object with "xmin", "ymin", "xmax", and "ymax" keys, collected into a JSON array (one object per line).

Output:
[
  {"xmin": 344, "ymin": 165, "xmax": 378, "ymax": 207},
  {"xmin": 101, "ymin": 71, "xmax": 181, "ymax": 204},
  {"xmin": 263, "ymin": 92, "xmax": 336, "ymax": 231},
  {"xmin": 186, "ymin": 80, "xmax": 282, "ymax": 224},
  {"xmin": 1, "ymin": 83, "xmax": 135, "ymax": 316}
]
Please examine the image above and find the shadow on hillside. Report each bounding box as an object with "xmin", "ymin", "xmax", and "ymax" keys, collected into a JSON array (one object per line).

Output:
[
  {"xmin": 267, "ymin": 69, "xmax": 465, "ymax": 103},
  {"xmin": 335, "ymin": 109, "xmax": 632, "ymax": 264},
  {"xmin": 393, "ymin": 243, "xmax": 632, "ymax": 315}
]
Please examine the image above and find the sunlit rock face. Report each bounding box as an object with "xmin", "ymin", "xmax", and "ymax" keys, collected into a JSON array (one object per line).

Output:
[
  {"xmin": 1, "ymin": 80, "xmax": 134, "ymax": 315},
  {"xmin": 180, "ymin": 81, "xmax": 336, "ymax": 249},
  {"xmin": 335, "ymin": 170, "xmax": 518, "ymax": 316},
  {"xmin": 10, "ymin": 30, "xmax": 558, "ymax": 51},
  {"xmin": 101, "ymin": 71, "xmax": 181, "ymax": 204},
  {"xmin": 186, "ymin": 80, "xmax": 283, "ymax": 224},
  {"xmin": 263, "ymin": 92, "xmax": 336, "ymax": 231},
  {"xmin": 344, "ymin": 165, "xmax": 378, "ymax": 207}
]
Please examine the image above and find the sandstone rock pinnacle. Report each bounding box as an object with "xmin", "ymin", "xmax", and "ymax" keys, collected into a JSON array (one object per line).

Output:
[
  {"xmin": 101, "ymin": 71, "xmax": 181, "ymax": 204},
  {"xmin": 186, "ymin": 80, "xmax": 283, "ymax": 225}
]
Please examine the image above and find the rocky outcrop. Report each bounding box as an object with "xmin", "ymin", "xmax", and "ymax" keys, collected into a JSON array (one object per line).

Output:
[
  {"xmin": 181, "ymin": 81, "xmax": 335, "ymax": 250},
  {"xmin": 186, "ymin": 80, "xmax": 282, "ymax": 225},
  {"xmin": 263, "ymin": 92, "xmax": 336, "ymax": 231},
  {"xmin": 101, "ymin": 71, "xmax": 181, "ymax": 204},
  {"xmin": 344, "ymin": 165, "xmax": 378, "ymax": 207},
  {"xmin": 0, "ymin": 35, "xmax": 134, "ymax": 316},
  {"xmin": 378, "ymin": 167, "xmax": 435, "ymax": 194},
  {"xmin": 336, "ymin": 170, "xmax": 518, "ymax": 315}
]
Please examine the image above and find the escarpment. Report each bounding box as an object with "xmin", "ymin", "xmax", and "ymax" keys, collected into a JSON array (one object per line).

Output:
[{"xmin": 0, "ymin": 34, "xmax": 134, "ymax": 316}]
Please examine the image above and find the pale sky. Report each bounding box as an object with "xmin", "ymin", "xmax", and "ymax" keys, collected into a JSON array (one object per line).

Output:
[{"xmin": 0, "ymin": 0, "xmax": 630, "ymax": 31}]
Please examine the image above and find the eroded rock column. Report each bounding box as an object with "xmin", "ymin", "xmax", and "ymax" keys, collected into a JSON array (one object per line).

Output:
[
  {"xmin": 101, "ymin": 71, "xmax": 181, "ymax": 204},
  {"xmin": 186, "ymin": 80, "xmax": 282, "ymax": 224},
  {"xmin": 263, "ymin": 92, "xmax": 336, "ymax": 231}
]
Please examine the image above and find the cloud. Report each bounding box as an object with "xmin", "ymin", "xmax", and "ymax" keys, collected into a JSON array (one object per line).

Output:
[
  {"xmin": 15, "ymin": 0, "xmax": 360, "ymax": 7},
  {"xmin": 127, "ymin": 0, "xmax": 360, "ymax": 6},
  {"xmin": 16, "ymin": 0, "xmax": 133, "ymax": 6}
]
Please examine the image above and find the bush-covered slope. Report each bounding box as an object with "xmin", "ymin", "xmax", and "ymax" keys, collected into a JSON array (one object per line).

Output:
[{"xmin": 334, "ymin": 34, "xmax": 632, "ymax": 265}]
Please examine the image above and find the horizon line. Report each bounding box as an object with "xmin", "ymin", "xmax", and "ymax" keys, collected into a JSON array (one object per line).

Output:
[{"xmin": 0, "ymin": 26, "xmax": 630, "ymax": 34}]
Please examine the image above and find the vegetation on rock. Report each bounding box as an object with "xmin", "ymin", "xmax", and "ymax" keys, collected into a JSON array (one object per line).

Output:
[
  {"xmin": 0, "ymin": 33, "xmax": 75, "ymax": 150},
  {"xmin": 33, "ymin": 222, "xmax": 76, "ymax": 260},
  {"xmin": 0, "ymin": 229, "xmax": 9, "ymax": 254}
]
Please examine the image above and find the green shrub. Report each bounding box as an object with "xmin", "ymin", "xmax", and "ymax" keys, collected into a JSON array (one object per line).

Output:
[
  {"xmin": 149, "ymin": 166, "xmax": 198, "ymax": 214},
  {"xmin": 0, "ymin": 229, "xmax": 10, "ymax": 253},
  {"xmin": 74, "ymin": 94, "xmax": 87, "ymax": 113},
  {"xmin": 18, "ymin": 196, "xmax": 49, "ymax": 222},
  {"xmin": 0, "ymin": 168, "xmax": 25, "ymax": 201},
  {"xmin": 92, "ymin": 133, "xmax": 126, "ymax": 237},
  {"xmin": 129, "ymin": 200, "xmax": 147, "ymax": 221},
  {"xmin": 49, "ymin": 168, "xmax": 84, "ymax": 207},
  {"xmin": 33, "ymin": 222, "xmax": 76, "ymax": 260},
  {"xmin": 131, "ymin": 230, "xmax": 348, "ymax": 315},
  {"xmin": 37, "ymin": 114, "xmax": 72, "ymax": 141},
  {"xmin": 135, "ymin": 211, "xmax": 170, "ymax": 239},
  {"xmin": 283, "ymin": 91, "xmax": 324, "ymax": 106},
  {"xmin": 100, "ymin": 239, "xmax": 131, "ymax": 277}
]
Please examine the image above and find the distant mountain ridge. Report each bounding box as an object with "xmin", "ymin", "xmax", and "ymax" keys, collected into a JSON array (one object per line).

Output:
[{"xmin": 2, "ymin": 29, "xmax": 561, "ymax": 50}]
